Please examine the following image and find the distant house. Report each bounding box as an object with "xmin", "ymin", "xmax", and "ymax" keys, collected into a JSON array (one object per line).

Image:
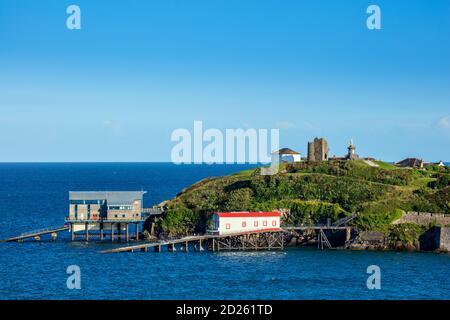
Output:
[
  {"xmin": 271, "ymin": 148, "xmax": 301, "ymax": 163},
  {"xmin": 396, "ymin": 158, "xmax": 424, "ymax": 168},
  {"xmin": 437, "ymin": 161, "xmax": 446, "ymax": 167}
]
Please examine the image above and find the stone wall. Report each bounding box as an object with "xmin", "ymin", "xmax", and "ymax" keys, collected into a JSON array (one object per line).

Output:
[
  {"xmin": 358, "ymin": 231, "xmax": 385, "ymax": 244},
  {"xmin": 393, "ymin": 212, "xmax": 450, "ymax": 226},
  {"xmin": 435, "ymin": 227, "xmax": 450, "ymax": 251}
]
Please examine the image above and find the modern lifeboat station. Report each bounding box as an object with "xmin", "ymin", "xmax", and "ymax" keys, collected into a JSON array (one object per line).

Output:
[
  {"xmin": 66, "ymin": 191, "xmax": 149, "ymax": 241},
  {"xmin": 2, "ymin": 191, "xmax": 162, "ymax": 243}
]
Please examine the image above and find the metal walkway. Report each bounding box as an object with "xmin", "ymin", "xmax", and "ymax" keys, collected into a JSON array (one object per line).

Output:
[
  {"xmin": 332, "ymin": 214, "xmax": 357, "ymax": 227},
  {"xmin": 2, "ymin": 226, "xmax": 69, "ymax": 242}
]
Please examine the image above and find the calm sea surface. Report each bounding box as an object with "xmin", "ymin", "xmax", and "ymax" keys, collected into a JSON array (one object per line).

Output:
[{"xmin": 0, "ymin": 163, "xmax": 449, "ymax": 300}]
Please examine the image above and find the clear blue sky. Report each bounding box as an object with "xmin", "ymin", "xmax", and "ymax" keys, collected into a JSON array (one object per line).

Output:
[{"xmin": 0, "ymin": 0, "xmax": 449, "ymax": 162}]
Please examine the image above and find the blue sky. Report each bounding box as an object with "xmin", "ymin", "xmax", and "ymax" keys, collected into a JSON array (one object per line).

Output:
[{"xmin": 0, "ymin": 0, "xmax": 449, "ymax": 162}]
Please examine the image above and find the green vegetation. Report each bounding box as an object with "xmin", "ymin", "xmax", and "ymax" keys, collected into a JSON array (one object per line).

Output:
[
  {"xmin": 354, "ymin": 208, "xmax": 404, "ymax": 232},
  {"xmin": 268, "ymin": 200, "xmax": 347, "ymax": 226},
  {"xmin": 388, "ymin": 223, "xmax": 427, "ymax": 246},
  {"xmin": 158, "ymin": 205, "xmax": 198, "ymax": 236},
  {"xmin": 156, "ymin": 161, "xmax": 450, "ymax": 237},
  {"xmin": 428, "ymin": 174, "xmax": 450, "ymax": 189},
  {"xmin": 285, "ymin": 160, "xmax": 413, "ymax": 186},
  {"xmin": 373, "ymin": 160, "xmax": 398, "ymax": 170}
]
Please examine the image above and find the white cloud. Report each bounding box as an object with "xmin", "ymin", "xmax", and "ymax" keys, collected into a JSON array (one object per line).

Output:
[
  {"xmin": 276, "ymin": 121, "xmax": 294, "ymax": 129},
  {"xmin": 438, "ymin": 116, "xmax": 450, "ymax": 129},
  {"xmin": 103, "ymin": 120, "xmax": 122, "ymax": 133},
  {"xmin": 302, "ymin": 121, "xmax": 321, "ymax": 132}
]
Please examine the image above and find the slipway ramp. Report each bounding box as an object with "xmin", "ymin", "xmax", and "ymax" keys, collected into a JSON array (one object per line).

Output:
[{"xmin": 1, "ymin": 226, "xmax": 69, "ymax": 242}]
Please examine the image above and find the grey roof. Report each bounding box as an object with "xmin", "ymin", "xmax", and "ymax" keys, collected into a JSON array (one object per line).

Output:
[
  {"xmin": 69, "ymin": 191, "xmax": 146, "ymax": 205},
  {"xmin": 396, "ymin": 158, "xmax": 423, "ymax": 168},
  {"xmin": 272, "ymin": 148, "xmax": 300, "ymax": 155}
]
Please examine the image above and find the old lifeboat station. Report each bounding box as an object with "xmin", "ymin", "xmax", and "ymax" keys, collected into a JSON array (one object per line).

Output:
[{"xmin": 209, "ymin": 211, "xmax": 281, "ymax": 235}]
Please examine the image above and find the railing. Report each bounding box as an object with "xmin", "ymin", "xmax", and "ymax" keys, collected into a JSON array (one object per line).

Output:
[
  {"xmin": 64, "ymin": 208, "xmax": 163, "ymax": 223},
  {"xmin": 318, "ymin": 229, "xmax": 332, "ymax": 249},
  {"xmin": 282, "ymin": 223, "xmax": 329, "ymax": 228},
  {"xmin": 65, "ymin": 216, "xmax": 101, "ymax": 222},
  {"xmin": 20, "ymin": 226, "xmax": 66, "ymax": 237},
  {"xmin": 65, "ymin": 217, "xmax": 145, "ymax": 223},
  {"xmin": 332, "ymin": 214, "xmax": 357, "ymax": 227},
  {"xmin": 281, "ymin": 218, "xmax": 355, "ymax": 229},
  {"xmin": 142, "ymin": 208, "xmax": 163, "ymax": 217}
]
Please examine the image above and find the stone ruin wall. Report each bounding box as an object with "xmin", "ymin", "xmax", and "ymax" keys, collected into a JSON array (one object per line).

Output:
[{"xmin": 393, "ymin": 212, "xmax": 450, "ymax": 226}]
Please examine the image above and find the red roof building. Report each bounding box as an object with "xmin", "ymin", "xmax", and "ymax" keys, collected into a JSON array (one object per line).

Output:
[{"xmin": 210, "ymin": 211, "xmax": 281, "ymax": 235}]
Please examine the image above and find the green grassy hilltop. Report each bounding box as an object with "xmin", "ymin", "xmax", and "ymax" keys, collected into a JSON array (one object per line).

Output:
[{"xmin": 156, "ymin": 160, "xmax": 450, "ymax": 238}]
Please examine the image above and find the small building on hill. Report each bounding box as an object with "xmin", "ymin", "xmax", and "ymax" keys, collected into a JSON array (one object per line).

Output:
[
  {"xmin": 437, "ymin": 160, "xmax": 446, "ymax": 167},
  {"xmin": 271, "ymin": 148, "xmax": 301, "ymax": 163},
  {"xmin": 209, "ymin": 212, "xmax": 281, "ymax": 235},
  {"xmin": 396, "ymin": 158, "xmax": 424, "ymax": 168}
]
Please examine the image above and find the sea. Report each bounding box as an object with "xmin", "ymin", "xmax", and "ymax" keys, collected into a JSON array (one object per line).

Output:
[{"xmin": 0, "ymin": 163, "xmax": 449, "ymax": 300}]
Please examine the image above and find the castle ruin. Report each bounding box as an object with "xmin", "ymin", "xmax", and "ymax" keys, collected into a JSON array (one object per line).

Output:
[{"xmin": 307, "ymin": 138, "xmax": 329, "ymax": 161}]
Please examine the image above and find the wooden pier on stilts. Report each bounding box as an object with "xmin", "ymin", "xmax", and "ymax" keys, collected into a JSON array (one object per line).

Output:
[
  {"xmin": 101, "ymin": 223, "xmax": 354, "ymax": 254},
  {"xmin": 101, "ymin": 229, "xmax": 285, "ymax": 253},
  {"xmin": 67, "ymin": 220, "xmax": 142, "ymax": 242}
]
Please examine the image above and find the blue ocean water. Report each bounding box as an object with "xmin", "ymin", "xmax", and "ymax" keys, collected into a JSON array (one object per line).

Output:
[{"xmin": 0, "ymin": 163, "xmax": 449, "ymax": 300}]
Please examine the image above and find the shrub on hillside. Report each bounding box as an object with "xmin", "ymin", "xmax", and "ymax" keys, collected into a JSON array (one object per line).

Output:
[
  {"xmin": 388, "ymin": 223, "xmax": 427, "ymax": 245},
  {"xmin": 428, "ymin": 174, "xmax": 450, "ymax": 189},
  {"xmin": 353, "ymin": 208, "xmax": 404, "ymax": 232},
  {"xmin": 276, "ymin": 199, "xmax": 347, "ymax": 225},
  {"xmin": 286, "ymin": 161, "xmax": 412, "ymax": 186},
  {"xmin": 221, "ymin": 188, "xmax": 254, "ymax": 211},
  {"xmin": 158, "ymin": 205, "xmax": 198, "ymax": 237},
  {"xmin": 250, "ymin": 174, "xmax": 392, "ymax": 212}
]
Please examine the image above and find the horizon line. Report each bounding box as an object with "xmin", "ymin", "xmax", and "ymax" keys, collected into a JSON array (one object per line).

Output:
[{"xmin": 0, "ymin": 160, "xmax": 448, "ymax": 164}]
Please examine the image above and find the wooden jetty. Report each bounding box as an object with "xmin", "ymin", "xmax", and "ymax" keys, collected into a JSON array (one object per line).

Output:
[
  {"xmin": 101, "ymin": 229, "xmax": 285, "ymax": 253},
  {"xmin": 101, "ymin": 212, "xmax": 357, "ymax": 253}
]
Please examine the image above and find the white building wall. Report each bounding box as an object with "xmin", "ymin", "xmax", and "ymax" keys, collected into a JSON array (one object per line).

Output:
[
  {"xmin": 273, "ymin": 153, "xmax": 302, "ymax": 163},
  {"xmin": 217, "ymin": 216, "xmax": 280, "ymax": 235}
]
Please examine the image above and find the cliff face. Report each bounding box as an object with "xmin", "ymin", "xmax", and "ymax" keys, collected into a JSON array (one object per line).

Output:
[{"xmin": 155, "ymin": 161, "xmax": 450, "ymax": 244}]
